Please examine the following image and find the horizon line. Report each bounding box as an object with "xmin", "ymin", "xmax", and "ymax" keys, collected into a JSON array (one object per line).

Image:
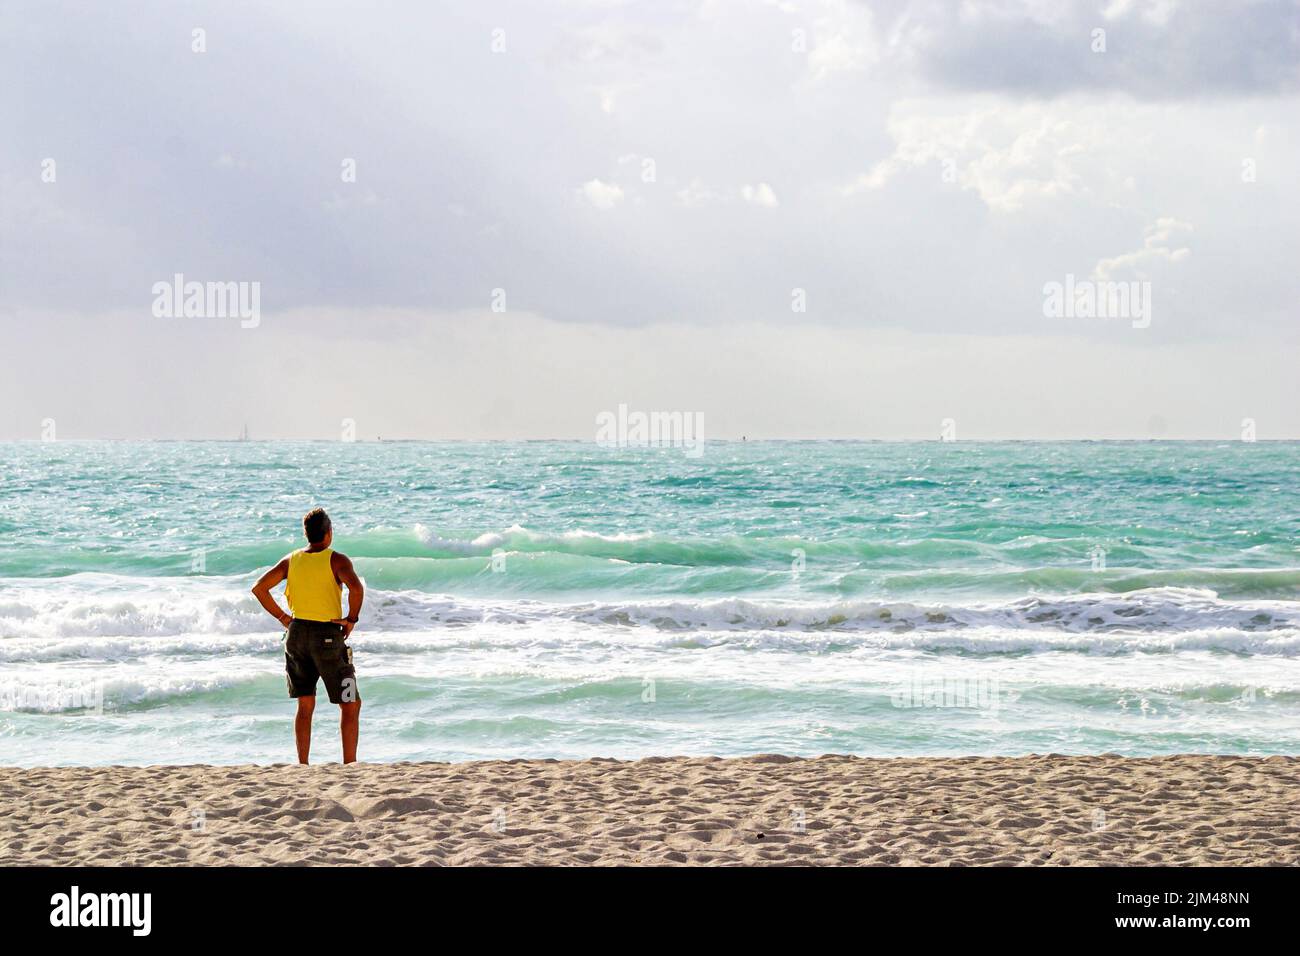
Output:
[{"xmin": 3, "ymin": 437, "xmax": 1297, "ymax": 444}]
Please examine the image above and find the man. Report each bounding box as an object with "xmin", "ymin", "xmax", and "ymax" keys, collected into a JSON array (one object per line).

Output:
[{"xmin": 252, "ymin": 508, "xmax": 364, "ymax": 764}]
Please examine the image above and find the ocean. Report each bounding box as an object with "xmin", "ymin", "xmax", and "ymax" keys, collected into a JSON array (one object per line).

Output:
[{"xmin": 2, "ymin": 440, "xmax": 1297, "ymax": 766}]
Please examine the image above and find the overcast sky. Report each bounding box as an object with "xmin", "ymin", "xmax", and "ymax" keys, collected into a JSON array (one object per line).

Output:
[{"xmin": 1, "ymin": 0, "xmax": 1297, "ymax": 439}]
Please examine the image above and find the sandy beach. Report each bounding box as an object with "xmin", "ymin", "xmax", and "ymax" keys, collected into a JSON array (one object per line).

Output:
[{"xmin": 2, "ymin": 754, "xmax": 1297, "ymax": 866}]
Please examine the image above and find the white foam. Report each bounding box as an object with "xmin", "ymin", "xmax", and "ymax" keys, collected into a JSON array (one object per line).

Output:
[
  {"xmin": 2, "ymin": 577, "xmax": 1295, "ymax": 632},
  {"xmin": 414, "ymin": 523, "xmax": 654, "ymax": 555}
]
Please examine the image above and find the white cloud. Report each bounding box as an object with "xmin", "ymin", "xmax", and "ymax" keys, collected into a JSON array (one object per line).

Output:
[
  {"xmin": 578, "ymin": 178, "xmax": 624, "ymax": 210},
  {"xmin": 1094, "ymin": 217, "xmax": 1193, "ymax": 279},
  {"xmin": 807, "ymin": 28, "xmax": 873, "ymax": 83},
  {"xmin": 674, "ymin": 179, "xmax": 728, "ymax": 208},
  {"xmin": 783, "ymin": 0, "xmax": 880, "ymax": 85},
  {"xmin": 676, "ymin": 181, "xmax": 781, "ymax": 208},
  {"xmin": 741, "ymin": 183, "xmax": 779, "ymax": 207},
  {"xmin": 846, "ymin": 99, "xmax": 1102, "ymax": 211}
]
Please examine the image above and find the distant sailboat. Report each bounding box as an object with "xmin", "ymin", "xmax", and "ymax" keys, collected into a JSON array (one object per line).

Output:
[{"xmin": 238, "ymin": 423, "xmax": 249, "ymax": 442}]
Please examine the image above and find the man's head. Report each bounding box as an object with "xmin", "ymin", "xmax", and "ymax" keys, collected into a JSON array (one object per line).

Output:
[{"xmin": 303, "ymin": 508, "xmax": 332, "ymax": 547}]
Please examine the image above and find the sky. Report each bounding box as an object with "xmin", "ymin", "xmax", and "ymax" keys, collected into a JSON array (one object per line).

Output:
[{"xmin": 1, "ymin": 0, "xmax": 1297, "ymax": 439}]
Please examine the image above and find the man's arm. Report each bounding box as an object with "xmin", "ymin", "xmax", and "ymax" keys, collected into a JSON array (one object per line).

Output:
[
  {"xmin": 331, "ymin": 552, "xmax": 364, "ymax": 638},
  {"xmin": 251, "ymin": 558, "xmax": 293, "ymax": 627}
]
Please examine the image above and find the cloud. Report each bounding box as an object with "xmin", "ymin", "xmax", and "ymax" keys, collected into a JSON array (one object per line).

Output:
[
  {"xmin": 804, "ymin": 11, "xmax": 877, "ymax": 84},
  {"xmin": 741, "ymin": 183, "xmax": 780, "ymax": 207},
  {"xmin": 1094, "ymin": 217, "xmax": 1193, "ymax": 279},
  {"xmin": 578, "ymin": 178, "xmax": 625, "ymax": 210},
  {"xmin": 1101, "ymin": 0, "xmax": 1183, "ymax": 29},
  {"xmin": 882, "ymin": 0, "xmax": 1300, "ymax": 99},
  {"xmin": 847, "ymin": 98, "xmax": 1100, "ymax": 211},
  {"xmin": 674, "ymin": 181, "xmax": 780, "ymax": 208},
  {"xmin": 675, "ymin": 179, "xmax": 726, "ymax": 208}
]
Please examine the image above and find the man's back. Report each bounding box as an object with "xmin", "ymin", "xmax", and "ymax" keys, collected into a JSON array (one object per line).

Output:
[{"xmin": 285, "ymin": 547, "xmax": 343, "ymax": 623}]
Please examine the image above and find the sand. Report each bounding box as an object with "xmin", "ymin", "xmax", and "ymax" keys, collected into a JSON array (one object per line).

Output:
[{"xmin": 2, "ymin": 754, "xmax": 1297, "ymax": 866}]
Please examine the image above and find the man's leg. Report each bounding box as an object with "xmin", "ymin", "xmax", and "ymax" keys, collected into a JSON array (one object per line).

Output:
[
  {"xmin": 295, "ymin": 695, "xmax": 316, "ymax": 764},
  {"xmin": 339, "ymin": 699, "xmax": 361, "ymax": 764}
]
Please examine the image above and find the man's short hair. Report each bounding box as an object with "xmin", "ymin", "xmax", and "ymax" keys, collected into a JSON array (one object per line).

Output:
[{"xmin": 303, "ymin": 508, "xmax": 331, "ymax": 544}]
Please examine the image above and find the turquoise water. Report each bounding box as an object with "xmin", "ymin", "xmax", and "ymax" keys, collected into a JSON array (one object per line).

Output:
[{"xmin": 2, "ymin": 440, "xmax": 1298, "ymax": 765}]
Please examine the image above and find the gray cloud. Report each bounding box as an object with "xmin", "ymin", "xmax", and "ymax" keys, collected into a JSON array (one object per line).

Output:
[{"xmin": 879, "ymin": 0, "xmax": 1300, "ymax": 99}]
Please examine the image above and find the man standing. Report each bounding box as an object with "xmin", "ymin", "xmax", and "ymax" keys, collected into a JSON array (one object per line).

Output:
[{"xmin": 252, "ymin": 508, "xmax": 364, "ymax": 763}]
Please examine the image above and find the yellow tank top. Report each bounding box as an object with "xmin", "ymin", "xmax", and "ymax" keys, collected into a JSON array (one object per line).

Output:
[{"xmin": 285, "ymin": 548, "xmax": 342, "ymax": 622}]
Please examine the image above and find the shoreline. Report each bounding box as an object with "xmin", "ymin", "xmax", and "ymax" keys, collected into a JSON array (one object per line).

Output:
[{"xmin": 3, "ymin": 754, "xmax": 1297, "ymax": 865}]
